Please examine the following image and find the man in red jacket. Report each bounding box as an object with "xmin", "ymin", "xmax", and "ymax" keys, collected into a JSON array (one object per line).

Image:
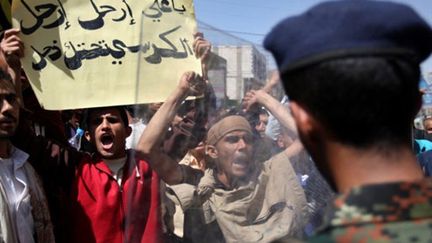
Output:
[
  {"xmin": 69, "ymin": 105, "xmax": 162, "ymax": 243},
  {"xmin": 15, "ymin": 73, "xmax": 207, "ymax": 243}
]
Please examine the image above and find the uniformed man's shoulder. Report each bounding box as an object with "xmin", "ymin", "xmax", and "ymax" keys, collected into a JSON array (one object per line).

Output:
[
  {"xmin": 309, "ymin": 218, "xmax": 432, "ymax": 242},
  {"xmin": 309, "ymin": 178, "xmax": 432, "ymax": 242}
]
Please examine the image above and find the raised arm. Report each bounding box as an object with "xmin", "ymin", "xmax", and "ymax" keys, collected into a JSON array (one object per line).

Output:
[
  {"xmin": 136, "ymin": 72, "xmax": 206, "ymax": 185},
  {"xmin": 243, "ymin": 89, "xmax": 303, "ymax": 157},
  {"xmin": 262, "ymin": 70, "xmax": 280, "ymax": 94},
  {"xmin": 193, "ymin": 32, "xmax": 211, "ymax": 81},
  {"xmin": 1, "ymin": 28, "xmax": 24, "ymax": 106},
  {"xmin": 244, "ymin": 89, "xmax": 297, "ymax": 134},
  {"xmin": 136, "ymin": 33, "xmax": 210, "ymax": 184}
]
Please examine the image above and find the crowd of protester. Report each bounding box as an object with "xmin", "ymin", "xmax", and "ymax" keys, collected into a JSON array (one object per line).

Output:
[{"xmin": 0, "ymin": 0, "xmax": 432, "ymax": 242}]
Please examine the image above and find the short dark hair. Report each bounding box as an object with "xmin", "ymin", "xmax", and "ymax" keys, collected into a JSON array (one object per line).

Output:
[
  {"xmin": 0, "ymin": 70, "xmax": 15, "ymax": 93},
  {"xmin": 281, "ymin": 56, "xmax": 421, "ymax": 148},
  {"xmin": 258, "ymin": 108, "xmax": 269, "ymax": 117},
  {"xmin": 83, "ymin": 106, "xmax": 129, "ymax": 131}
]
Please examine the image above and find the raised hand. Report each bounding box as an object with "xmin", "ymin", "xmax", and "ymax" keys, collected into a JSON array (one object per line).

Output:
[
  {"xmin": 1, "ymin": 28, "xmax": 24, "ymax": 71},
  {"xmin": 178, "ymin": 71, "xmax": 206, "ymax": 96},
  {"xmin": 243, "ymin": 89, "xmax": 267, "ymax": 111},
  {"xmin": 193, "ymin": 32, "xmax": 211, "ymax": 81}
]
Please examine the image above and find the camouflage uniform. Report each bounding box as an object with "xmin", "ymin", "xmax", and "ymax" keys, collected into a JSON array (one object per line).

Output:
[{"xmin": 309, "ymin": 179, "xmax": 432, "ymax": 242}]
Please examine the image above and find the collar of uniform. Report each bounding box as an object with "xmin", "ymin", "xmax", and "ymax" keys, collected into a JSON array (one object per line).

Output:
[{"xmin": 317, "ymin": 178, "xmax": 432, "ymax": 230}]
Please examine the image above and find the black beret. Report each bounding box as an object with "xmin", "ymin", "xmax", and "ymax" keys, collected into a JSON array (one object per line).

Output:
[{"xmin": 264, "ymin": 0, "xmax": 432, "ymax": 74}]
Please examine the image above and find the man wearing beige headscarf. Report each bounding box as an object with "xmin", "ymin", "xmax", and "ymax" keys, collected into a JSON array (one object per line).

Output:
[{"xmin": 140, "ymin": 82, "xmax": 309, "ymax": 242}]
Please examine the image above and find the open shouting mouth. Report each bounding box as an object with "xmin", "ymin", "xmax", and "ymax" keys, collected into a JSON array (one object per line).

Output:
[{"xmin": 101, "ymin": 133, "xmax": 114, "ymax": 150}]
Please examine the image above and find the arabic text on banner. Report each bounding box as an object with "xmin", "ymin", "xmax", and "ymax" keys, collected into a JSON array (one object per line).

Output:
[{"xmin": 12, "ymin": 0, "xmax": 201, "ymax": 110}]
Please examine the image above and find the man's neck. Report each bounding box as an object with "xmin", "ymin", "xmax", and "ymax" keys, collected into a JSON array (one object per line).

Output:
[
  {"xmin": 326, "ymin": 141, "xmax": 424, "ymax": 193},
  {"xmin": 216, "ymin": 169, "xmax": 254, "ymax": 190},
  {"xmin": 216, "ymin": 172, "xmax": 232, "ymax": 189},
  {"xmin": 100, "ymin": 150, "xmax": 128, "ymax": 161},
  {"xmin": 0, "ymin": 140, "xmax": 12, "ymax": 158}
]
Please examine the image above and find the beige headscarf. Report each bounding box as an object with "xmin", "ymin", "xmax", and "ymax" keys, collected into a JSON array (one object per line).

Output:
[{"xmin": 206, "ymin": 115, "xmax": 252, "ymax": 146}]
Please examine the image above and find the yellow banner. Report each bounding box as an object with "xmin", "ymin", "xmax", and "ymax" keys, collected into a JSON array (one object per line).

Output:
[{"xmin": 12, "ymin": 0, "xmax": 200, "ymax": 110}]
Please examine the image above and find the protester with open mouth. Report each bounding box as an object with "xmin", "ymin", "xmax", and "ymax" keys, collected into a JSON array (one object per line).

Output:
[{"xmin": 140, "ymin": 81, "xmax": 310, "ymax": 242}]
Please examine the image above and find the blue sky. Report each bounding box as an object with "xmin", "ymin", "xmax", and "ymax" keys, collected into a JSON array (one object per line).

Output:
[{"xmin": 195, "ymin": 0, "xmax": 432, "ymax": 73}]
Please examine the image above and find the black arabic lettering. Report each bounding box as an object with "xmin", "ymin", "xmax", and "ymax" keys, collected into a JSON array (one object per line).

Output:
[
  {"xmin": 63, "ymin": 40, "xmax": 129, "ymax": 70},
  {"xmin": 46, "ymin": 43, "xmax": 62, "ymax": 60},
  {"xmin": 158, "ymin": 25, "xmax": 181, "ymax": 51},
  {"xmin": 112, "ymin": 8, "xmax": 127, "ymax": 22},
  {"xmin": 56, "ymin": 34, "xmax": 190, "ymax": 70},
  {"xmin": 142, "ymin": 0, "xmax": 187, "ymax": 20},
  {"xmin": 157, "ymin": 25, "xmax": 188, "ymax": 58},
  {"xmin": 43, "ymin": 7, "xmax": 66, "ymax": 29},
  {"xmin": 142, "ymin": 0, "xmax": 163, "ymax": 19},
  {"xmin": 108, "ymin": 40, "xmax": 127, "ymax": 59},
  {"xmin": 171, "ymin": 0, "xmax": 186, "ymax": 13},
  {"xmin": 32, "ymin": 46, "xmax": 48, "ymax": 70},
  {"xmin": 81, "ymin": 0, "xmax": 135, "ymax": 27},
  {"xmin": 64, "ymin": 41, "xmax": 83, "ymax": 70},
  {"xmin": 182, "ymin": 38, "xmax": 194, "ymax": 56},
  {"xmin": 20, "ymin": 0, "xmax": 67, "ymax": 35},
  {"xmin": 121, "ymin": 0, "xmax": 136, "ymax": 25},
  {"xmin": 110, "ymin": 39, "xmax": 151, "ymax": 57},
  {"xmin": 82, "ymin": 42, "xmax": 106, "ymax": 60},
  {"xmin": 124, "ymin": 42, "xmax": 151, "ymax": 53},
  {"xmin": 145, "ymin": 25, "xmax": 190, "ymax": 64},
  {"xmin": 141, "ymin": 42, "xmax": 152, "ymax": 53},
  {"xmin": 161, "ymin": 0, "xmax": 186, "ymax": 13},
  {"xmin": 108, "ymin": 1, "xmax": 136, "ymax": 25},
  {"xmin": 56, "ymin": 0, "xmax": 71, "ymax": 29},
  {"xmin": 173, "ymin": 38, "xmax": 193, "ymax": 59},
  {"xmin": 64, "ymin": 41, "xmax": 107, "ymax": 70},
  {"xmin": 171, "ymin": 38, "xmax": 189, "ymax": 58},
  {"xmin": 159, "ymin": 0, "xmax": 172, "ymax": 13},
  {"xmin": 145, "ymin": 44, "xmax": 162, "ymax": 64},
  {"xmin": 20, "ymin": 0, "xmax": 53, "ymax": 35},
  {"xmin": 78, "ymin": 0, "xmax": 116, "ymax": 30},
  {"xmin": 31, "ymin": 41, "xmax": 62, "ymax": 71}
]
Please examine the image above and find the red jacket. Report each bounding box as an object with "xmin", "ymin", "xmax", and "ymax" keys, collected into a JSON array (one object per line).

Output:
[{"xmin": 70, "ymin": 152, "xmax": 162, "ymax": 243}]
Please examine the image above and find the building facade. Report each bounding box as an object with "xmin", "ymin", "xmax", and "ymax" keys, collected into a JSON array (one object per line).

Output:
[{"xmin": 212, "ymin": 45, "xmax": 267, "ymax": 101}]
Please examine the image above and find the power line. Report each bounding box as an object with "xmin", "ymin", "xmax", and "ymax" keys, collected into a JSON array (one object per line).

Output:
[
  {"xmin": 198, "ymin": 0, "xmax": 281, "ymax": 10},
  {"xmin": 198, "ymin": 20, "xmax": 256, "ymax": 44},
  {"xmin": 198, "ymin": 21, "xmax": 266, "ymax": 47},
  {"xmin": 199, "ymin": 27, "xmax": 265, "ymax": 37},
  {"xmin": 198, "ymin": 21, "xmax": 278, "ymax": 68},
  {"xmin": 196, "ymin": 9, "xmax": 258, "ymax": 20}
]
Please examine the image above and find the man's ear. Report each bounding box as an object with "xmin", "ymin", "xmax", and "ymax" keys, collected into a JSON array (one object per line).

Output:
[
  {"xmin": 125, "ymin": 125, "xmax": 132, "ymax": 138},
  {"xmin": 84, "ymin": 131, "xmax": 92, "ymax": 142},
  {"xmin": 289, "ymin": 102, "xmax": 314, "ymax": 136},
  {"xmin": 206, "ymin": 145, "xmax": 218, "ymax": 159}
]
